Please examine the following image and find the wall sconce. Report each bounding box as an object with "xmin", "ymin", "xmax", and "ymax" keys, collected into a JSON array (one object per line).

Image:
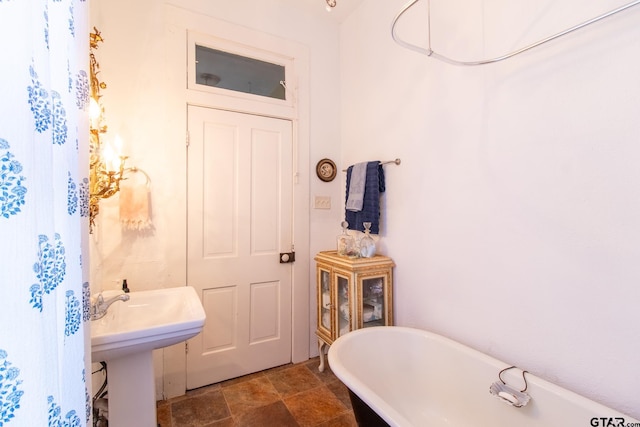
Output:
[{"xmin": 89, "ymin": 28, "xmax": 127, "ymax": 233}]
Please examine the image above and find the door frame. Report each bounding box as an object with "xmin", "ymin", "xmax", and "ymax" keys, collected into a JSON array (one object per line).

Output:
[{"xmin": 163, "ymin": 5, "xmax": 310, "ymax": 399}]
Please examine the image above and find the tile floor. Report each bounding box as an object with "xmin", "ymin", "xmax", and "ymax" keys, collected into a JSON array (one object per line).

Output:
[{"xmin": 156, "ymin": 357, "xmax": 357, "ymax": 427}]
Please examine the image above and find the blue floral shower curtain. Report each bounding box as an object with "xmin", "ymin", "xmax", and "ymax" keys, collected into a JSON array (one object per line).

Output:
[{"xmin": 0, "ymin": 1, "xmax": 90, "ymax": 426}]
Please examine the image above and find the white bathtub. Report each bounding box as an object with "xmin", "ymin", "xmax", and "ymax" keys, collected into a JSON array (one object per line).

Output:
[{"xmin": 328, "ymin": 326, "xmax": 638, "ymax": 427}]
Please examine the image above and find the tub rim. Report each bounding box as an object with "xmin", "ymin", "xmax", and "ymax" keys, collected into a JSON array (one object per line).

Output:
[{"xmin": 327, "ymin": 326, "xmax": 639, "ymax": 427}]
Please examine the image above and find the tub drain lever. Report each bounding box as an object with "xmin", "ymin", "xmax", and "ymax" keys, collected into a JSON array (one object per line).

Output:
[{"xmin": 489, "ymin": 366, "xmax": 531, "ymax": 408}]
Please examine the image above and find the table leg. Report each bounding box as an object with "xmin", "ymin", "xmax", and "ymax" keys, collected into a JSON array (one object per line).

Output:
[{"xmin": 318, "ymin": 339, "xmax": 328, "ymax": 372}]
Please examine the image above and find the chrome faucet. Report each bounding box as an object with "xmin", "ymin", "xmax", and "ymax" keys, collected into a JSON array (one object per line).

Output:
[{"xmin": 91, "ymin": 292, "xmax": 130, "ymax": 320}]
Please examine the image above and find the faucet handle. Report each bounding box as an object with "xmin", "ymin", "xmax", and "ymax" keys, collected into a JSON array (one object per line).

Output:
[{"xmin": 90, "ymin": 292, "xmax": 104, "ymax": 307}]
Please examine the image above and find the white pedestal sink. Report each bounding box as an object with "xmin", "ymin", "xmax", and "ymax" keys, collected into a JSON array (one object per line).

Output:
[{"xmin": 91, "ymin": 286, "xmax": 206, "ymax": 427}]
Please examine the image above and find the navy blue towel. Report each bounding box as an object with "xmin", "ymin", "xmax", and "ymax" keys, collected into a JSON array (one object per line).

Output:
[{"xmin": 345, "ymin": 161, "xmax": 385, "ymax": 234}]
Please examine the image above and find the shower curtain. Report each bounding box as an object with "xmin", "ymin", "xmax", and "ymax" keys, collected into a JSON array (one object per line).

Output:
[{"xmin": 0, "ymin": 1, "xmax": 90, "ymax": 426}]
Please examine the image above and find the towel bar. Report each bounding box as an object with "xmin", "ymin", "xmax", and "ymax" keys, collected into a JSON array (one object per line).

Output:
[{"xmin": 342, "ymin": 158, "xmax": 401, "ymax": 172}]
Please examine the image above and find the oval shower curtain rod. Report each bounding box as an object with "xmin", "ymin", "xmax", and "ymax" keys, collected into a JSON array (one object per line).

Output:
[{"xmin": 391, "ymin": 0, "xmax": 640, "ymax": 66}]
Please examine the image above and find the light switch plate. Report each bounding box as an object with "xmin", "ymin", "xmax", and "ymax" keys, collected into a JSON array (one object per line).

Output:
[{"xmin": 314, "ymin": 196, "xmax": 331, "ymax": 209}]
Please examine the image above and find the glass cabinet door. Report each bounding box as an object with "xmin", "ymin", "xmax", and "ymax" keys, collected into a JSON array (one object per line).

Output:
[
  {"xmin": 319, "ymin": 268, "xmax": 331, "ymax": 333},
  {"xmin": 336, "ymin": 274, "xmax": 351, "ymax": 338},
  {"xmin": 359, "ymin": 276, "xmax": 387, "ymax": 328}
]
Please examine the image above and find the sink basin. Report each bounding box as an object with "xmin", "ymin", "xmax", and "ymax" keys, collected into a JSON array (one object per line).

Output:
[
  {"xmin": 91, "ymin": 286, "xmax": 206, "ymax": 362},
  {"xmin": 90, "ymin": 286, "xmax": 205, "ymax": 426}
]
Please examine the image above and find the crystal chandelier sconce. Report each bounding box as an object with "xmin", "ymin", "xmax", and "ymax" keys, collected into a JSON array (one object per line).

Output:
[
  {"xmin": 89, "ymin": 28, "xmax": 127, "ymax": 233},
  {"xmin": 326, "ymin": 0, "xmax": 337, "ymax": 12}
]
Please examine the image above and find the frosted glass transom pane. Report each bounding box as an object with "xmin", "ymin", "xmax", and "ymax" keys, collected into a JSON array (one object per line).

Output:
[{"xmin": 195, "ymin": 45, "xmax": 286, "ymax": 100}]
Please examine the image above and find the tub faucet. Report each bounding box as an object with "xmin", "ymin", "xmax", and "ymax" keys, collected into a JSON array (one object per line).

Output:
[{"xmin": 90, "ymin": 292, "xmax": 130, "ymax": 320}]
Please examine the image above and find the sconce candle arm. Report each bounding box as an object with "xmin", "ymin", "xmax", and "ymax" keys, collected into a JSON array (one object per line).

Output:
[{"xmin": 88, "ymin": 28, "xmax": 127, "ymax": 233}]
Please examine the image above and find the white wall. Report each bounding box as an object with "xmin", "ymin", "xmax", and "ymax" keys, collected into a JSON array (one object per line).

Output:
[
  {"xmin": 89, "ymin": 0, "xmax": 342, "ymax": 292},
  {"xmin": 89, "ymin": 0, "xmax": 343, "ymax": 398},
  {"xmin": 90, "ymin": 0, "xmax": 640, "ymax": 417},
  {"xmin": 341, "ymin": 0, "xmax": 640, "ymax": 419}
]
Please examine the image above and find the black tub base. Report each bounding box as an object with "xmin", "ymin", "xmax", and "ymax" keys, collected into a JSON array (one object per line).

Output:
[{"xmin": 348, "ymin": 389, "xmax": 390, "ymax": 427}]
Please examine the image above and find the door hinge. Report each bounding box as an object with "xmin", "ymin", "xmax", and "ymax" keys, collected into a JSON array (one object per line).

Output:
[
  {"xmin": 186, "ymin": 131, "xmax": 190, "ymax": 147},
  {"xmin": 185, "ymin": 342, "xmax": 189, "ymax": 354}
]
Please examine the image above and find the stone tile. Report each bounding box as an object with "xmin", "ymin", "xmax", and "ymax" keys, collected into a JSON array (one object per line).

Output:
[
  {"xmin": 222, "ymin": 376, "xmax": 281, "ymax": 418},
  {"xmin": 315, "ymin": 411, "xmax": 358, "ymax": 427},
  {"xmin": 261, "ymin": 362, "xmax": 296, "ymax": 376},
  {"xmin": 304, "ymin": 358, "xmax": 338, "ymax": 384},
  {"xmin": 326, "ymin": 380, "xmax": 352, "ymax": 410},
  {"xmin": 235, "ymin": 401, "xmax": 300, "ymax": 427},
  {"xmin": 266, "ymin": 364, "xmax": 322, "ymax": 398},
  {"xmin": 285, "ymin": 386, "xmax": 348, "ymax": 427},
  {"xmin": 156, "ymin": 401, "xmax": 172, "ymax": 427},
  {"xmin": 201, "ymin": 417, "xmax": 236, "ymax": 427},
  {"xmin": 171, "ymin": 390, "xmax": 230, "ymax": 427},
  {"xmin": 219, "ymin": 371, "xmax": 265, "ymax": 388},
  {"xmin": 154, "ymin": 358, "xmax": 355, "ymax": 427},
  {"xmin": 186, "ymin": 382, "xmax": 222, "ymax": 397}
]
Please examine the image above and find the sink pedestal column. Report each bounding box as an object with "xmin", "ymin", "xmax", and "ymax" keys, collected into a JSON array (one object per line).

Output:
[{"xmin": 107, "ymin": 350, "xmax": 156, "ymax": 426}]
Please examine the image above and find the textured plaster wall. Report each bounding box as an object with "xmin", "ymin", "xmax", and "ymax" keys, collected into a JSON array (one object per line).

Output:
[
  {"xmin": 340, "ymin": 0, "xmax": 640, "ymax": 419},
  {"xmin": 89, "ymin": 0, "xmax": 342, "ymax": 398}
]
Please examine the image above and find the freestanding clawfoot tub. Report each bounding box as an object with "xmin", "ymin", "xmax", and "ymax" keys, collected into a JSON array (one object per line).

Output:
[{"xmin": 327, "ymin": 326, "xmax": 639, "ymax": 427}]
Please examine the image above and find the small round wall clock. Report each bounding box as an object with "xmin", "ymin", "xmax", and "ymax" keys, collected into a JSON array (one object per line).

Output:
[{"xmin": 316, "ymin": 158, "xmax": 337, "ymax": 182}]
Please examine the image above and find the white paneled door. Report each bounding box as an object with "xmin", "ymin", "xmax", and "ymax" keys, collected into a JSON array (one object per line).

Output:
[{"xmin": 186, "ymin": 105, "xmax": 293, "ymax": 389}]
